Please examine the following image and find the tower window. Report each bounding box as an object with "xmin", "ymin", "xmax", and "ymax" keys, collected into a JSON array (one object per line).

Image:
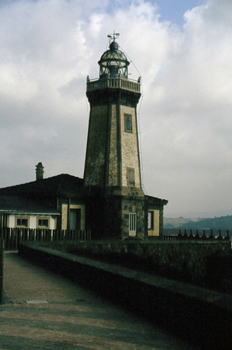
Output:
[
  {"xmin": 124, "ymin": 114, "xmax": 132, "ymax": 133},
  {"xmin": 127, "ymin": 168, "xmax": 135, "ymax": 186}
]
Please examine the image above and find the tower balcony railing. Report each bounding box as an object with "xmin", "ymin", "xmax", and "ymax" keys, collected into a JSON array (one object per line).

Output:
[{"xmin": 87, "ymin": 75, "xmax": 141, "ymax": 94}]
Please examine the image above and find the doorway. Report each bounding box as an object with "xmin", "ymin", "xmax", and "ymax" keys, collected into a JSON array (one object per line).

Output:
[{"xmin": 69, "ymin": 209, "xmax": 81, "ymax": 231}]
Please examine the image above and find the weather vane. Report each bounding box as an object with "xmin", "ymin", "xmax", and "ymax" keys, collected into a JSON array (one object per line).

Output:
[{"xmin": 107, "ymin": 30, "xmax": 120, "ymax": 43}]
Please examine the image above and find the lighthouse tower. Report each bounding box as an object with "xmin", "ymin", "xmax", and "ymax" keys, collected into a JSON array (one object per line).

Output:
[
  {"xmin": 84, "ymin": 33, "xmax": 145, "ymax": 239},
  {"xmin": 84, "ymin": 34, "xmax": 143, "ymax": 193}
]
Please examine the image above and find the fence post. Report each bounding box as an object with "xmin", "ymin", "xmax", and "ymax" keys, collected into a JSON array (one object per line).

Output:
[
  {"xmin": 218, "ymin": 229, "xmax": 222, "ymax": 240},
  {"xmin": 209, "ymin": 230, "xmax": 214, "ymax": 239}
]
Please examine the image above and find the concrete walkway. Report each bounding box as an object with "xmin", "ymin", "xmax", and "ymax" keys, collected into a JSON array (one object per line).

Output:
[{"xmin": 0, "ymin": 251, "xmax": 196, "ymax": 350}]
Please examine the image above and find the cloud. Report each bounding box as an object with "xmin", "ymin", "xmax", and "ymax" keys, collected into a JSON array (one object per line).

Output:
[{"xmin": 0, "ymin": 0, "xmax": 231, "ymax": 217}]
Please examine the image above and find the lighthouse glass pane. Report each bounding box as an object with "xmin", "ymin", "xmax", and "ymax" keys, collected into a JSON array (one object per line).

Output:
[{"xmin": 125, "ymin": 114, "xmax": 132, "ymax": 132}]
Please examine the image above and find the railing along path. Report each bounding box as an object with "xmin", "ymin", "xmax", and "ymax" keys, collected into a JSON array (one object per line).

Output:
[{"xmin": 0, "ymin": 228, "xmax": 91, "ymax": 250}]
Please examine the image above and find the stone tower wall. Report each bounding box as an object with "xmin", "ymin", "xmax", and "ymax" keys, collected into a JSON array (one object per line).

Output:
[
  {"xmin": 84, "ymin": 105, "xmax": 108, "ymax": 186},
  {"xmin": 108, "ymin": 104, "xmax": 118, "ymax": 186},
  {"xmin": 120, "ymin": 105, "xmax": 141, "ymax": 188}
]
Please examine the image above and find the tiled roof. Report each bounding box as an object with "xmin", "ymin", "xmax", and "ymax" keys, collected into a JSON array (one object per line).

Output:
[
  {"xmin": 0, "ymin": 174, "xmax": 84, "ymax": 198},
  {"xmin": 145, "ymin": 195, "xmax": 168, "ymax": 206},
  {"xmin": 0, "ymin": 174, "xmax": 84, "ymax": 214},
  {"xmin": 0, "ymin": 196, "xmax": 60, "ymax": 214}
]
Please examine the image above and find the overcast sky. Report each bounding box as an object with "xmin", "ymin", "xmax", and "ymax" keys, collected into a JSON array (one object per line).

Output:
[{"xmin": 0, "ymin": 0, "xmax": 231, "ymax": 218}]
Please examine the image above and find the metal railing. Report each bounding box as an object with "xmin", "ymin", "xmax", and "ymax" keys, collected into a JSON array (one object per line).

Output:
[{"xmin": 163, "ymin": 229, "xmax": 231, "ymax": 241}]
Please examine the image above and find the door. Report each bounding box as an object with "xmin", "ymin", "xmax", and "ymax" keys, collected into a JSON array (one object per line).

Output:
[{"xmin": 69, "ymin": 209, "xmax": 81, "ymax": 231}]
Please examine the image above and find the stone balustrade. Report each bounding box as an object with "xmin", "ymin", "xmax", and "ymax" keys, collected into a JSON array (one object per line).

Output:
[{"xmin": 87, "ymin": 76, "xmax": 141, "ymax": 94}]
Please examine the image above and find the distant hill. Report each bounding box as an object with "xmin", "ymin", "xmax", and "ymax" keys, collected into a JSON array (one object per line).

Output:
[
  {"xmin": 164, "ymin": 217, "xmax": 200, "ymax": 229},
  {"xmin": 181, "ymin": 215, "xmax": 232, "ymax": 230},
  {"xmin": 164, "ymin": 215, "xmax": 232, "ymax": 230}
]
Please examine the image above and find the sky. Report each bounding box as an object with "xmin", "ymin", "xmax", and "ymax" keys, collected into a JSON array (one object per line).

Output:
[{"xmin": 0, "ymin": 0, "xmax": 232, "ymax": 218}]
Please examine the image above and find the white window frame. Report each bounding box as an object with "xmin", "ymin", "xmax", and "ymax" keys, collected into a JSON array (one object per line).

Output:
[
  {"xmin": 37, "ymin": 218, "xmax": 49, "ymax": 228},
  {"xmin": 16, "ymin": 217, "xmax": 29, "ymax": 228},
  {"xmin": 129, "ymin": 213, "xmax": 136, "ymax": 237}
]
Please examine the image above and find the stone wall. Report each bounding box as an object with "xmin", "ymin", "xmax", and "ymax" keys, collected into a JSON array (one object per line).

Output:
[
  {"xmin": 0, "ymin": 238, "xmax": 3, "ymax": 303},
  {"xmin": 85, "ymin": 191, "xmax": 145, "ymax": 239},
  {"xmin": 18, "ymin": 241, "xmax": 232, "ymax": 349}
]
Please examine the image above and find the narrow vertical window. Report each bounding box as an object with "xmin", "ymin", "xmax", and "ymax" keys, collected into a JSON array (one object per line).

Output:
[
  {"xmin": 124, "ymin": 114, "xmax": 132, "ymax": 133},
  {"xmin": 127, "ymin": 168, "xmax": 135, "ymax": 186},
  {"xmin": 148, "ymin": 211, "xmax": 154, "ymax": 230},
  {"xmin": 129, "ymin": 213, "xmax": 136, "ymax": 236}
]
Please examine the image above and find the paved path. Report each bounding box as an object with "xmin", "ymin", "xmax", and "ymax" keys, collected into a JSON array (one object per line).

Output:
[{"xmin": 0, "ymin": 251, "xmax": 196, "ymax": 349}]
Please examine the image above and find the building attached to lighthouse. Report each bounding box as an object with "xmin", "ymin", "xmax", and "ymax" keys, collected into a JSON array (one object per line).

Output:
[
  {"xmin": 84, "ymin": 34, "xmax": 167, "ymax": 239},
  {"xmin": 0, "ymin": 34, "xmax": 167, "ymax": 240}
]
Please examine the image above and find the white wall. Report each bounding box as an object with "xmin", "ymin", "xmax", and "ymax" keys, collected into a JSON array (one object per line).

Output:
[{"xmin": 7, "ymin": 214, "xmax": 57, "ymax": 229}]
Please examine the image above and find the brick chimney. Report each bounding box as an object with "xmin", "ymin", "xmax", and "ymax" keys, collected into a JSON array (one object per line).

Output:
[{"xmin": 35, "ymin": 162, "xmax": 44, "ymax": 181}]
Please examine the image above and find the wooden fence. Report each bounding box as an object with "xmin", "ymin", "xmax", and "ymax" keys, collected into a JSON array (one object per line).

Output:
[
  {"xmin": 1, "ymin": 227, "xmax": 231, "ymax": 249},
  {"xmin": 0, "ymin": 228, "xmax": 91, "ymax": 250}
]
